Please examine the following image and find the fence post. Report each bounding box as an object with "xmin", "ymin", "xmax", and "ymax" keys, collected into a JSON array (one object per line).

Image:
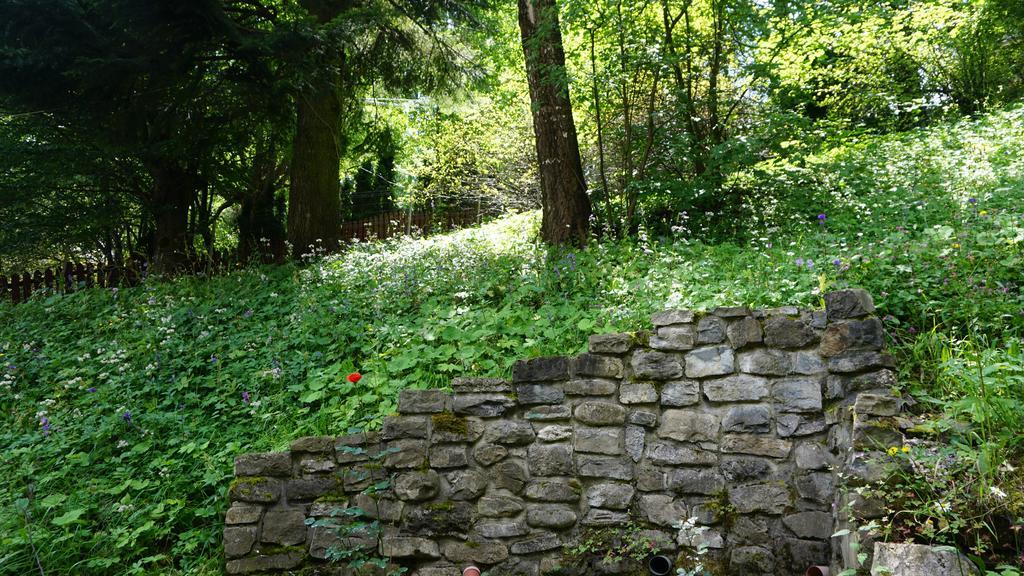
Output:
[
  {"xmin": 63, "ymin": 262, "xmax": 74, "ymax": 294},
  {"xmin": 44, "ymin": 268, "xmax": 55, "ymax": 292},
  {"xmin": 0, "ymin": 275, "xmax": 7, "ymax": 304},
  {"xmin": 21, "ymin": 272, "xmax": 32, "ymax": 302}
]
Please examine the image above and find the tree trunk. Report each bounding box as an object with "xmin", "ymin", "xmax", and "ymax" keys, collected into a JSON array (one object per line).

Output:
[
  {"xmin": 149, "ymin": 159, "xmax": 198, "ymax": 273},
  {"xmin": 288, "ymin": 79, "xmax": 342, "ymax": 257},
  {"xmin": 518, "ymin": 0, "xmax": 591, "ymax": 246}
]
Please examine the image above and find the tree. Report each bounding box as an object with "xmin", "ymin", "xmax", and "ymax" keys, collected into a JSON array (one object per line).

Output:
[{"xmin": 518, "ymin": 0, "xmax": 592, "ymax": 245}]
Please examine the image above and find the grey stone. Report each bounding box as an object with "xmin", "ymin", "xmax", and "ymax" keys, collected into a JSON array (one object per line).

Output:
[
  {"xmin": 703, "ymin": 374, "xmax": 769, "ymax": 402},
  {"xmin": 382, "ymin": 415, "xmax": 429, "ymax": 440},
  {"xmin": 398, "ymin": 389, "xmax": 451, "ymax": 413},
  {"xmin": 826, "ymin": 369, "xmax": 897, "ymax": 398},
  {"xmin": 658, "ymin": 410, "xmax": 720, "ymax": 443},
  {"xmin": 523, "ymin": 405, "xmax": 572, "ymax": 420},
  {"xmin": 667, "ymin": 468, "xmax": 725, "ymax": 495},
  {"xmin": 729, "ymin": 483, "xmax": 791, "ymax": 514},
  {"xmin": 871, "ymin": 543, "xmax": 981, "ymax": 576},
  {"xmin": 794, "ymin": 442, "xmax": 830, "ymax": 470},
  {"xmin": 854, "ymin": 392, "xmax": 900, "ymax": 416},
  {"xmin": 574, "ymin": 353, "xmax": 623, "ymax": 378},
  {"xmin": 526, "ymin": 505, "xmax": 577, "ymax": 529},
  {"xmin": 852, "ymin": 422, "xmax": 903, "ymax": 451},
  {"xmin": 629, "ymin": 410, "xmax": 658, "ymax": 427},
  {"xmin": 442, "ymin": 541, "xmax": 509, "ymax": 564},
  {"xmin": 402, "ymin": 502, "xmax": 474, "ymax": 537},
  {"xmin": 639, "ymin": 494, "xmax": 688, "ymax": 527},
  {"xmin": 777, "ymin": 414, "xmax": 827, "ymax": 438},
  {"xmin": 721, "ymin": 434, "xmax": 792, "ymax": 458},
  {"xmin": 784, "ymin": 539, "xmax": 831, "ymax": 573},
  {"xmin": 651, "ymin": 309, "xmax": 695, "ymax": 326},
  {"xmin": 289, "ymin": 435, "xmax": 335, "ymax": 453},
  {"xmin": 645, "ymin": 441, "xmax": 717, "ymax": 466},
  {"xmin": 619, "ymin": 382, "xmax": 658, "ymax": 404},
  {"xmin": 684, "ymin": 346, "xmax": 735, "ymax": 378},
  {"xmin": 515, "ymin": 384, "xmax": 564, "ymax": 405},
  {"xmin": 574, "ymin": 401, "xmax": 626, "ymax": 425},
  {"xmin": 430, "ymin": 416, "xmax": 484, "ymax": 444},
  {"xmin": 727, "ymin": 316, "xmax": 764, "ymax": 348},
  {"xmin": 576, "ymin": 454, "xmax": 634, "ymax": 480},
  {"xmin": 475, "ymin": 519, "xmax": 529, "ymax": 538},
  {"xmin": 772, "ymin": 377, "xmax": 823, "ymax": 412},
  {"xmin": 636, "ymin": 462, "xmax": 667, "ymax": 491},
  {"xmin": 536, "ymin": 425, "xmax": 572, "ymax": 442},
  {"xmin": 430, "ymin": 444, "xmax": 468, "ymax": 469},
  {"xmin": 713, "ymin": 305, "xmax": 752, "ymax": 318},
  {"xmin": 493, "ymin": 460, "xmax": 529, "ymax": 493},
  {"xmin": 738, "ymin": 348, "xmax": 792, "ymax": 376},
  {"xmin": 582, "ymin": 508, "xmax": 631, "ymax": 526},
  {"xmin": 261, "ymin": 508, "xmax": 306, "ymax": 546},
  {"xmin": 452, "ymin": 393, "xmax": 516, "ymax": 417},
  {"xmin": 764, "ymin": 317, "xmax": 818, "ymax": 349},
  {"xmin": 225, "ymin": 503, "xmax": 263, "ymax": 525},
  {"xmin": 783, "ymin": 511, "xmax": 833, "ymax": 539},
  {"xmin": 298, "ymin": 455, "xmax": 334, "ymax": 474},
  {"xmin": 234, "ymin": 452, "xmax": 290, "ymax": 477},
  {"xmin": 795, "ymin": 472, "xmax": 835, "ymax": 503},
  {"xmin": 383, "ymin": 439, "xmax": 428, "ymax": 469},
  {"xmin": 721, "ymin": 457, "xmax": 775, "ymax": 483},
  {"xmin": 225, "ymin": 552, "xmax": 304, "ymax": 574},
  {"xmin": 524, "ymin": 479, "xmax": 581, "ymax": 502},
  {"xmin": 380, "ymin": 536, "xmax": 441, "ymax": 559},
  {"xmin": 650, "ymin": 325, "xmax": 697, "ymax": 351},
  {"xmin": 625, "ymin": 425, "xmax": 645, "ymax": 462},
  {"xmin": 394, "ymin": 470, "xmax": 440, "ymax": 501},
  {"xmin": 722, "ymin": 404, "xmax": 771, "ymax": 433},
  {"xmin": 563, "ymin": 378, "xmax": 618, "ymax": 396},
  {"xmin": 452, "ymin": 377, "xmax": 511, "ymax": 393},
  {"xmin": 486, "ymin": 420, "xmax": 536, "ymax": 445},
  {"xmin": 574, "ymin": 426, "xmax": 623, "ymax": 455},
  {"xmin": 342, "ymin": 464, "xmax": 385, "ymax": 492},
  {"xmin": 527, "ymin": 443, "xmax": 574, "ymax": 475},
  {"xmin": 446, "ymin": 469, "xmax": 488, "ymax": 500},
  {"xmin": 825, "ymin": 289, "xmax": 875, "ymax": 320},
  {"xmin": 661, "ymin": 379, "xmax": 700, "ymax": 406},
  {"xmin": 307, "ymin": 525, "xmax": 344, "ymax": 560},
  {"xmin": 790, "ymin": 351, "xmax": 826, "ymax": 375},
  {"xmin": 697, "ymin": 315, "xmax": 727, "ymax": 344},
  {"xmin": 224, "ymin": 526, "xmax": 257, "ymax": 558},
  {"xmin": 513, "ymin": 357, "xmax": 570, "ymax": 383},
  {"xmin": 631, "ymin": 350, "xmax": 684, "ymax": 380},
  {"xmin": 730, "ymin": 546, "xmax": 775, "ymax": 574},
  {"xmin": 477, "ymin": 493, "xmax": 525, "ymax": 517},
  {"xmin": 229, "ymin": 477, "xmax": 280, "ymax": 503},
  {"xmin": 765, "ymin": 306, "xmax": 800, "ymax": 316},
  {"xmin": 509, "ymin": 533, "xmax": 561, "ymax": 555},
  {"xmin": 828, "ymin": 351, "xmax": 896, "ymax": 373},
  {"xmin": 586, "ymin": 483, "xmax": 635, "ymax": 510},
  {"xmin": 589, "ymin": 333, "xmax": 634, "ymax": 354},
  {"xmin": 474, "ymin": 443, "xmax": 508, "ymax": 466},
  {"xmin": 730, "ymin": 516, "xmax": 771, "ymax": 546},
  {"xmin": 820, "ymin": 317, "xmax": 885, "ymax": 357},
  {"xmin": 351, "ymin": 493, "xmax": 403, "ymax": 521}
]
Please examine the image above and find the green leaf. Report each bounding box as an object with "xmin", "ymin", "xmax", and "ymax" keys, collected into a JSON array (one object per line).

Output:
[{"xmin": 52, "ymin": 508, "xmax": 86, "ymax": 526}]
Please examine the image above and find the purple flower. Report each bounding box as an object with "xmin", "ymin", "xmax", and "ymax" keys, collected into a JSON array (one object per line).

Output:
[
  {"xmin": 832, "ymin": 259, "xmax": 842, "ymax": 268},
  {"xmin": 968, "ymin": 198, "xmax": 977, "ymax": 204},
  {"xmin": 210, "ymin": 355, "xmax": 218, "ymax": 363},
  {"xmin": 242, "ymin": 391, "xmax": 251, "ymax": 405},
  {"xmin": 242, "ymin": 309, "xmax": 253, "ymax": 318},
  {"xmin": 908, "ymin": 327, "xmax": 918, "ymax": 334},
  {"xmin": 40, "ymin": 416, "xmax": 50, "ymax": 436},
  {"xmin": 806, "ymin": 259, "xmax": 815, "ymax": 269},
  {"xmin": 817, "ymin": 213, "xmax": 827, "ymax": 222},
  {"xmin": 795, "ymin": 258, "xmax": 804, "ymax": 267},
  {"xmin": 87, "ymin": 387, "xmax": 97, "ymax": 393},
  {"xmin": 122, "ymin": 411, "xmax": 132, "ymax": 422}
]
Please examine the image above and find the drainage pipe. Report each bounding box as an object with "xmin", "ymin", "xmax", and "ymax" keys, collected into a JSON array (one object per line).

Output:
[
  {"xmin": 462, "ymin": 567, "xmax": 481, "ymax": 576},
  {"xmin": 805, "ymin": 566, "xmax": 829, "ymax": 576},
  {"xmin": 648, "ymin": 555, "xmax": 673, "ymax": 576}
]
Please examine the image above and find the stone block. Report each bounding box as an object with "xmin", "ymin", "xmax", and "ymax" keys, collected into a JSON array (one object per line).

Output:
[
  {"xmin": 526, "ymin": 505, "xmax": 577, "ymax": 529},
  {"xmin": 431, "ymin": 415, "xmax": 485, "ymax": 444},
  {"xmin": 730, "ymin": 545, "xmax": 776, "ymax": 574},
  {"xmin": 383, "ymin": 439, "xmax": 428, "ymax": 469},
  {"xmin": 485, "ymin": 420, "xmax": 536, "ymax": 445},
  {"xmin": 772, "ymin": 377, "xmax": 823, "ymax": 412},
  {"xmin": 574, "ymin": 426, "xmax": 623, "ymax": 455},
  {"xmin": 650, "ymin": 325, "xmax": 697, "ymax": 351},
  {"xmin": 722, "ymin": 404, "xmax": 771, "ymax": 433},
  {"xmin": 402, "ymin": 502, "xmax": 474, "ymax": 537},
  {"xmin": 628, "ymin": 410, "xmax": 658, "ymax": 427},
  {"xmin": 234, "ymin": 452, "xmax": 291, "ymax": 477},
  {"xmin": 703, "ymin": 374, "xmax": 769, "ymax": 402},
  {"xmin": 380, "ymin": 536, "xmax": 441, "ymax": 559},
  {"xmin": 738, "ymin": 348, "xmax": 791, "ymax": 376},
  {"xmin": 513, "ymin": 357, "xmax": 570, "ymax": 383},
  {"xmin": 536, "ymin": 425, "xmax": 572, "ymax": 442},
  {"xmin": 509, "ymin": 533, "xmax": 562, "ymax": 554},
  {"xmin": 527, "ymin": 443, "xmax": 574, "ymax": 475},
  {"xmin": 790, "ymin": 351, "xmax": 826, "ymax": 375},
  {"xmin": 827, "ymin": 351, "xmax": 895, "ymax": 373},
  {"xmin": 441, "ymin": 541, "xmax": 510, "ymax": 564},
  {"xmin": 619, "ymin": 382, "xmax": 658, "ymax": 404},
  {"xmin": 667, "ymin": 468, "xmax": 725, "ymax": 495},
  {"xmin": 651, "ymin": 309, "xmax": 695, "ymax": 326},
  {"xmin": 660, "ymin": 379, "xmax": 700, "ymax": 406},
  {"xmin": 473, "ymin": 443, "xmax": 508, "ymax": 466},
  {"xmin": 639, "ymin": 494, "xmax": 688, "ymax": 527},
  {"xmin": 230, "ymin": 477, "xmax": 280, "ymax": 503},
  {"xmin": 586, "ymin": 483, "xmax": 635, "ymax": 510},
  {"xmin": 452, "ymin": 393, "xmax": 516, "ymax": 417},
  {"xmin": 854, "ymin": 392, "xmax": 900, "ymax": 416},
  {"xmin": 574, "ymin": 401, "xmax": 626, "ymax": 425},
  {"xmin": 576, "ymin": 454, "xmax": 634, "ymax": 480},
  {"xmin": 684, "ymin": 346, "xmax": 735, "ymax": 378},
  {"xmin": 452, "ymin": 377, "xmax": 511, "ymax": 393},
  {"xmin": 658, "ymin": 410, "xmax": 720, "ymax": 443},
  {"xmin": 523, "ymin": 405, "xmax": 571, "ymax": 421},
  {"xmin": 430, "ymin": 444, "xmax": 468, "ymax": 468},
  {"xmin": 721, "ymin": 434, "xmax": 791, "ymax": 458},
  {"xmin": 225, "ymin": 551, "xmax": 303, "ymax": 574},
  {"xmin": 475, "ymin": 519, "xmax": 529, "ymax": 538},
  {"xmin": 382, "ymin": 415, "xmax": 429, "ymax": 440},
  {"xmin": 261, "ymin": 508, "xmax": 306, "ymax": 546},
  {"xmin": 764, "ymin": 317, "xmax": 818, "ymax": 349},
  {"xmin": 625, "ymin": 424, "xmax": 645, "ymax": 462},
  {"xmin": 574, "ymin": 353, "xmax": 623, "ymax": 378},
  {"xmin": 795, "ymin": 471, "xmax": 835, "ymax": 503},
  {"xmin": 563, "ymin": 378, "xmax": 617, "ymax": 396},
  {"xmin": 524, "ymin": 479, "xmax": 581, "ymax": 502},
  {"xmin": 782, "ymin": 511, "xmax": 832, "ymax": 540},
  {"xmin": 515, "ymin": 383, "xmax": 564, "ymax": 405},
  {"xmin": 581, "ymin": 508, "xmax": 631, "ymax": 526},
  {"xmin": 446, "ymin": 469, "xmax": 489, "ymax": 500},
  {"xmin": 645, "ymin": 441, "xmax": 717, "ymax": 466},
  {"xmin": 394, "ymin": 470, "xmax": 440, "ymax": 501},
  {"xmin": 631, "ymin": 350, "xmax": 684, "ymax": 380},
  {"xmin": 794, "ymin": 442, "xmax": 830, "ymax": 470},
  {"xmin": 289, "ymin": 435, "xmax": 335, "ymax": 453},
  {"xmin": 224, "ymin": 525, "xmax": 257, "ymax": 558},
  {"xmin": 225, "ymin": 503, "xmax": 263, "ymax": 525},
  {"xmin": 729, "ymin": 483, "xmax": 791, "ymax": 514},
  {"xmin": 727, "ymin": 316, "xmax": 763, "ymax": 349},
  {"xmin": 825, "ymin": 289, "xmax": 875, "ymax": 320},
  {"xmin": 871, "ymin": 543, "xmax": 981, "ymax": 576},
  {"xmin": 492, "ymin": 460, "xmax": 529, "ymax": 493},
  {"xmin": 697, "ymin": 315, "xmax": 727, "ymax": 344},
  {"xmin": 286, "ymin": 476, "xmax": 340, "ymax": 501},
  {"xmin": 478, "ymin": 493, "xmax": 525, "ymax": 517},
  {"xmin": 820, "ymin": 317, "xmax": 885, "ymax": 357},
  {"xmin": 398, "ymin": 389, "xmax": 451, "ymax": 413},
  {"xmin": 589, "ymin": 332, "xmax": 634, "ymax": 354},
  {"xmin": 721, "ymin": 456, "xmax": 775, "ymax": 483},
  {"xmin": 713, "ymin": 306, "xmax": 752, "ymax": 318}
]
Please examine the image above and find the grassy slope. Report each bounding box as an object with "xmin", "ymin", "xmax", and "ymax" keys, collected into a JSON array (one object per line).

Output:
[{"xmin": 1, "ymin": 107, "xmax": 1023, "ymax": 575}]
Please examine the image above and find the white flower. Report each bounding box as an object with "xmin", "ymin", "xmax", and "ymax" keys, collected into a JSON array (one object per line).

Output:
[
  {"xmin": 117, "ymin": 440, "xmax": 130, "ymax": 449},
  {"xmin": 990, "ymin": 486, "xmax": 1007, "ymax": 500},
  {"xmin": 934, "ymin": 500, "xmax": 952, "ymax": 513}
]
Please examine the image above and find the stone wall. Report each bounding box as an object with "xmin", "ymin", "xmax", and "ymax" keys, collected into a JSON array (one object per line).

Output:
[{"xmin": 223, "ymin": 289, "xmax": 900, "ymax": 575}]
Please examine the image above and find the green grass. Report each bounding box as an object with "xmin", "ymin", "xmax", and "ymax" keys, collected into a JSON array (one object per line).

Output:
[{"xmin": 1, "ymin": 106, "xmax": 1023, "ymax": 574}]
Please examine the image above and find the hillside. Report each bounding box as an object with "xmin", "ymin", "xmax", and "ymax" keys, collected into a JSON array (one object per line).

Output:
[{"xmin": 1, "ymin": 106, "xmax": 1023, "ymax": 575}]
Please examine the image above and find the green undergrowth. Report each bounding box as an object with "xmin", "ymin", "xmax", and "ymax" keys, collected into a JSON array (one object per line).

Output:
[{"xmin": 0, "ymin": 107, "xmax": 1023, "ymax": 574}]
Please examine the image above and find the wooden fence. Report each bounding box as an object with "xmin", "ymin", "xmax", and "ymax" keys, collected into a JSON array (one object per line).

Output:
[{"xmin": 2, "ymin": 208, "xmax": 482, "ymax": 304}]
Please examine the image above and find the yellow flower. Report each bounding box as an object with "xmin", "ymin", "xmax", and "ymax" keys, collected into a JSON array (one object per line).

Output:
[
  {"xmin": 887, "ymin": 446, "xmax": 899, "ymax": 456},
  {"xmin": 979, "ymin": 210, "xmax": 988, "ymax": 216},
  {"xmin": 952, "ymin": 243, "xmax": 961, "ymax": 249},
  {"xmin": 901, "ymin": 446, "xmax": 910, "ymax": 453}
]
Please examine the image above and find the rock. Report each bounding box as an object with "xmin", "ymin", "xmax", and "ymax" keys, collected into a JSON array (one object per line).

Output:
[
  {"xmin": 629, "ymin": 410, "xmax": 658, "ymax": 427},
  {"xmin": 730, "ymin": 516, "xmax": 771, "ymax": 546},
  {"xmin": 224, "ymin": 526, "xmax": 257, "ymax": 558},
  {"xmin": 398, "ymin": 389, "xmax": 451, "ymax": 413},
  {"xmin": 828, "ymin": 351, "xmax": 895, "ymax": 373},
  {"xmin": 730, "ymin": 545, "xmax": 775, "ymax": 574},
  {"xmin": 697, "ymin": 315, "xmax": 727, "ymax": 344},
  {"xmin": 307, "ymin": 525, "xmax": 345, "ymax": 559},
  {"xmin": 486, "ymin": 420, "xmax": 537, "ymax": 445},
  {"xmin": 441, "ymin": 541, "xmax": 509, "ymax": 564},
  {"xmin": 493, "ymin": 461, "xmax": 529, "ymax": 493},
  {"xmin": 383, "ymin": 439, "xmax": 428, "ymax": 469},
  {"xmin": 582, "ymin": 508, "xmax": 631, "ymax": 526},
  {"xmin": 515, "ymin": 384, "xmax": 564, "ymax": 405},
  {"xmin": 777, "ymin": 414, "xmax": 827, "ymax": 437},
  {"xmin": 574, "ymin": 401, "xmax": 627, "ymax": 425},
  {"xmin": 452, "ymin": 393, "xmax": 517, "ymax": 417},
  {"xmin": 727, "ymin": 317, "xmax": 764, "ymax": 348},
  {"xmin": 383, "ymin": 415, "xmax": 430, "ymax": 440},
  {"xmin": 667, "ymin": 468, "xmax": 725, "ymax": 495},
  {"xmin": 783, "ymin": 511, "xmax": 833, "ymax": 539},
  {"xmin": 452, "ymin": 377, "xmax": 511, "ymax": 393},
  {"xmin": 631, "ymin": 350, "xmax": 684, "ymax": 380},
  {"xmin": 651, "ymin": 309, "xmax": 695, "ymax": 326},
  {"xmin": 738, "ymin": 349, "xmax": 792, "ymax": 376},
  {"xmin": 772, "ymin": 377, "xmax": 823, "ymax": 412},
  {"xmin": 661, "ymin": 379, "xmax": 700, "ymax": 406},
  {"xmin": 523, "ymin": 405, "xmax": 572, "ymax": 420},
  {"xmin": 713, "ymin": 306, "xmax": 751, "ymax": 318},
  {"xmin": 574, "ymin": 353, "xmax": 624, "ymax": 378},
  {"xmin": 729, "ymin": 483, "xmax": 791, "ymax": 514},
  {"xmin": 430, "ymin": 444, "xmax": 468, "ymax": 469},
  {"xmin": 564, "ymin": 378, "xmax": 618, "ymax": 396},
  {"xmin": 639, "ymin": 494, "xmax": 688, "ymax": 527},
  {"xmin": 475, "ymin": 519, "xmax": 529, "ymax": 538},
  {"xmin": 820, "ymin": 317, "xmax": 885, "ymax": 357},
  {"xmin": 721, "ymin": 457, "xmax": 775, "ymax": 483},
  {"xmin": 620, "ymin": 382, "xmax": 658, "ymax": 404},
  {"xmin": 524, "ymin": 479, "xmax": 581, "ymax": 502},
  {"xmin": 394, "ymin": 470, "xmax": 440, "ymax": 501},
  {"xmin": 402, "ymin": 502, "xmax": 474, "ymax": 537},
  {"xmin": 684, "ymin": 346, "xmax": 735, "ymax": 378},
  {"xmin": 790, "ymin": 351, "xmax": 826, "ymax": 375},
  {"xmin": 794, "ymin": 442, "xmax": 830, "ymax": 470},
  {"xmin": 225, "ymin": 503, "xmax": 263, "ymax": 525},
  {"xmin": 298, "ymin": 455, "xmax": 334, "ymax": 474},
  {"xmin": 351, "ymin": 493, "xmax": 403, "ymax": 521},
  {"xmin": 795, "ymin": 471, "xmax": 835, "ymax": 503},
  {"xmin": 474, "ymin": 443, "xmax": 508, "ymax": 466},
  {"xmin": 651, "ymin": 325, "xmax": 697, "ymax": 351},
  {"xmin": 536, "ymin": 425, "xmax": 572, "ymax": 442},
  {"xmin": 589, "ymin": 333, "xmax": 634, "ymax": 354},
  {"xmin": 658, "ymin": 410, "xmax": 720, "ymax": 443},
  {"xmin": 225, "ymin": 551, "xmax": 304, "ymax": 574},
  {"xmin": 852, "ymin": 422, "xmax": 903, "ymax": 451},
  {"xmin": 526, "ymin": 505, "xmax": 577, "ymax": 529},
  {"xmin": 854, "ymin": 392, "xmax": 900, "ymax": 416},
  {"xmin": 513, "ymin": 357, "xmax": 570, "ymax": 383},
  {"xmin": 625, "ymin": 425, "xmax": 645, "ymax": 462},
  {"xmin": 574, "ymin": 426, "xmax": 624, "ymax": 455},
  {"xmin": 431, "ymin": 416, "xmax": 484, "ymax": 444},
  {"xmin": 783, "ymin": 538, "xmax": 831, "ymax": 573},
  {"xmin": 586, "ymin": 483, "xmax": 635, "ymax": 510},
  {"xmin": 527, "ymin": 443, "xmax": 574, "ymax": 475},
  {"xmin": 764, "ymin": 316, "xmax": 818, "ymax": 349},
  {"xmin": 446, "ymin": 469, "xmax": 488, "ymax": 500},
  {"xmin": 721, "ymin": 434, "xmax": 792, "ymax": 458},
  {"xmin": 722, "ymin": 404, "xmax": 771, "ymax": 433},
  {"xmin": 703, "ymin": 374, "xmax": 769, "ymax": 402},
  {"xmin": 645, "ymin": 441, "xmax": 717, "ymax": 466},
  {"xmin": 825, "ymin": 289, "xmax": 875, "ymax": 320},
  {"xmin": 289, "ymin": 436, "xmax": 335, "ymax": 453},
  {"xmin": 826, "ymin": 369, "xmax": 897, "ymax": 398},
  {"xmin": 234, "ymin": 452, "xmax": 291, "ymax": 477},
  {"xmin": 380, "ymin": 536, "xmax": 441, "ymax": 559},
  {"xmin": 576, "ymin": 454, "xmax": 634, "ymax": 480},
  {"xmin": 230, "ymin": 477, "xmax": 280, "ymax": 503},
  {"xmin": 509, "ymin": 533, "xmax": 562, "ymax": 554},
  {"xmin": 636, "ymin": 462, "xmax": 667, "ymax": 491},
  {"xmin": 260, "ymin": 508, "xmax": 306, "ymax": 546},
  {"xmin": 871, "ymin": 543, "xmax": 981, "ymax": 576},
  {"xmin": 478, "ymin": 493, "xmax": 525, "ymax": 517}
]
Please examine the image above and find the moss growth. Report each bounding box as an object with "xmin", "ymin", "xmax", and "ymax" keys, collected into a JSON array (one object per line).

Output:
[
  {"xmin": 252, "ymin": 543, "xmax": 305, "ymax": 556},
  {"xmin": 706, "ymin": 489, "xmax": 738, "ymax": 529},
  {"xmin": 425, "ymin": 501, "xmax": 454, "ymax": 512},
  {"xmin": 431, "ymin": 412, "xmax": 468, "ymax": 435}
]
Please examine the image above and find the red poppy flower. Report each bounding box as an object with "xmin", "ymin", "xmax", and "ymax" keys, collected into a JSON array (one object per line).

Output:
[{"xmin": 346, "ymin": 372, "xmax": 362, "ymax": 383}]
